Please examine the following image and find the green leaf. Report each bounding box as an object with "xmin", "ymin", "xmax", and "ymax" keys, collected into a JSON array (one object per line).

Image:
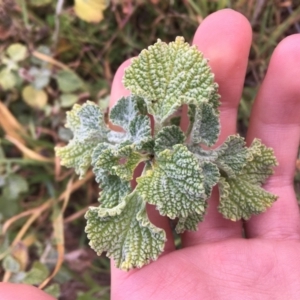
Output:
[
  {"xmin": 44, "ymin": 283, "xmax": 60, "ymax": 299},
  {"xmin": 154, "ymin": 125, "xmax": 185, "ymax": 153},
  {"xmin": 109, "ymin": 96, "xmax": 152, "ymax": 150},
  {"xmin": 128, "ymin": 115, "xmax": 152, "ymax": 150},
  {"xmin": 240, "ymin": 138, "xmax": 278, "ymax": 185},
  {"xmin": 215, "ymin": 135, "xmax": 249, "ymax": 177},
  {"xmin": 136, "ymin": 144, "xmax": 206, "ymax": 218},
  {"xmin": 55, "ymin": 140, "xmax": 97, "ymax": 178},
  {"xmin": 218, "ymin": 139, "xmax": 278, "ymax": 221},
  {"xmin": 6, "ymin": 43, "xmax": 27, "ymax": 62},
  {"xmin": 175, "ymin": 161, "xmax": 219, "ymax": 233},
  {"xmin": 23, "ymin": 261, "xmax": 49, "ymax": 285},
  {"xmin": 190, "ymin": 102, "xmax": 220, "ymax": 147},
  {"xmin": 109, "ymin": 95, "xmax": 147, "ymax": 130},
  {"xmin": 2, "ymin": 174, "xmax": 28, "ymax": 201},
  {"xmin": 175, "ymin": 210, "xmax": 207, "ymax": 234},
  {"xmin": 91, "ymin": 143, "xmax": 111, "ymax": 184},
  {"xmin": 113, "ymin": 145, "xmax": 146, "ymax": 180},
  {"xmin": 60, "ymin": 93, "xmax": 79, "ymax": 108},
  {"xmin": 95, "ymin": 145, "xmax": 146, "ymax": 181},
  {"xmin": 188, "ymin": 145, "xmax": 218, "ymax": 162},
  {"xmin": 124, "ymin": 37, "xmax": 219, "ymax": 123},
  {"xmin": 66, "ymin": 101, "xmax": 109, "ymax": 142},
  {"xmin": 0, "ymin": 68, "xmax": 18, "ymax": 90},
  {"xmin": 56, "ymin": 70, "xmax": 83, "ymax": 93},
  {"xmin": 85, "ymin": 191, "xmax": 165, "ymax": 270},
  {"xmin": 201, "ymin": 161, "xmax": 220, "ymax": 197},
  {"xmin": 2, "ymin": 255, "xmax": 21, "ymax": 273},
  {"xmin": 56, "ymin": 102, "xmax": 109, "ymax": 178},
  {"xmin": 29, "ymin": 0, "xmax": 52, "ymax": 6},
  {"xmin": 98, "ymin": 175, "xmax": 131, "ymax": 208},
  {"xmin": 170, "ymin": 115, "xmax": 181, "ymax": 126}
]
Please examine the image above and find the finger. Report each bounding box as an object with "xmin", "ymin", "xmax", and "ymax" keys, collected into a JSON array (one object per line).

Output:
[
  {"xmin": 245, "ymin": 34, "xmax": 300, "ymax": 240},
  {"xmin": 182, "ymin": 9, "xmax": 252, "ymax": 247},
  {"xmin": 109, "ymin": 59, "xmax": 175, "ymax": 253},
  {"xmin": 0, "ymin": 283, "xmax": 55, "ymax": 300}
]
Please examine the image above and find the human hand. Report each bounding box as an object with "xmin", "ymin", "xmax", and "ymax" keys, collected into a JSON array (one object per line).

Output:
[
  {"xmin": 1, "ymin": 8, "xmax": 300, "ymax": 300},
  {"xmin": 110, "ymin": 9, "xmax": 300, "ymax": 300}
]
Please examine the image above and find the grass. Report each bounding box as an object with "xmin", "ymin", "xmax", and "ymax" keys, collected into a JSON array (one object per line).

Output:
[{"xmin": 0, "ymin": 0, "xmax": 299, "ymax": 299}]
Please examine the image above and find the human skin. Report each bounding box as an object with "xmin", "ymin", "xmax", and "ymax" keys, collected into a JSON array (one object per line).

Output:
[{"xmin": 1, "ymin": 9, "xmax": 300, "ymax": 300}]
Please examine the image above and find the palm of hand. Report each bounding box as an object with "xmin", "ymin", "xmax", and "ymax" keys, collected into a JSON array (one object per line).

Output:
[
  {"xmin": 110, "ymin": 9, "xmax": 300, "ymax": 300},
  {"xmin": 112, "ymin": 239, "xmax": 300, "ymax": 299}
]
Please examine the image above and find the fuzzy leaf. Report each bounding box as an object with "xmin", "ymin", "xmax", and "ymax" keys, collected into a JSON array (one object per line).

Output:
[
  {"xmin": 154, "ymin": 125, "xmax": 185, "ymax": 153},
  {"xmin": 190, "ymin": 102, "xmax": 220, "ymax": 147},
  {"xmin": 109, "ymin": 95, "xmax": 147, "ymax": 130},
  {"xmin": 108, "ymin": 114, "xmax": 152, "ymax": 151},
  {"xmin": 201, "ymin": 161, "xmax": 220, "ymax": 197},
  {"xmin": 98, "ymin": 175, "xmax": 131, "ymax": 208},
  {"xmin": 218, "ymin": 139, "xmax": 278, "ymax": 221},
  {"xmin": 74, "ymin": 101, "xmax": 109, "ymax": 142},
  {"xmin": 108, "ymin": 96, "xmax": 151, "ymax": 150},
  {"xmin": 136, "ymin": 144, "xmax": 206, "ymax": 219},
  {"xmin": 95, "ymin": 145, "xmax": 147, "ymax": 181},
  {"xmin": 55, "ymin": 140, "xmax": 97, "ymax": 178},
  {"xmin": 91, "ymin": 143, "xmax": 112, "ymax": 184},
  {"xmin": 113, "ymin": 146, "xmax": 147, "ymax": 181},
  {"xmin": 175, "ymin": 209, "xmax": 207, "ymax": 234},
  {"xmin": 175, "ymin": 161, "xmax": 219, "ymax": 233},
  {"xmin": 215, "ymin": 135, "xmax": 249, "ymax": 177},
  {"xmin": 56, "ymin": 102, "xmax": 109, "ymax": 178},
  {"xmin": 124, "ymin": 37, "xmax": 219, "ymax": 123},
  {"xmin": 128, "ymin": 115, "xmax": 152, "ymax": 149},
  {"xmin": 85, "ymin": 192, "xmax": 165, "ymax": 270},
  {"xmin": 188, "ymin": 145, "xmax": 218, "ymax": 162}
]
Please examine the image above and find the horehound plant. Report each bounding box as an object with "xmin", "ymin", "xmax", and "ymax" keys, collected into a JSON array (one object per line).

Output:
[{"xmin": 55, "ymin": 37, "xmax": 278, "ymax": 271}]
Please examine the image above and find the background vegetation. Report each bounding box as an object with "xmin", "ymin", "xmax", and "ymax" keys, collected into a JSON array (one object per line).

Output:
[{"xmin": 0, "ymin": 0, "xmax": 300, "ymax": 299}]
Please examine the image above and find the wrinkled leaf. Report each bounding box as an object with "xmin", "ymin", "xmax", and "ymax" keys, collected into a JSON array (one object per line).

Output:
[
  {"xmin": 55, "ymin": 139, "xmax": 98, "ymax": 179},
  {"xmin": 124, "ymin": 37, "xmax": 219, "ymax": 123},
  {"xmin": 95, "ymin": 145, "xmax": 146, "ymax": 181},
  {"xmin": 190, "ymin": 102, "xmax": 220, "ymax": 147},
  {"xmin": 137, "ymin": 145, "xmax": 206, "ymax": 218},
  {"xmin": 218, "ymin": 139, "xmax": 278, "ymax": 221},
  {"xmin": 109, "ymin": 95, "xmax": 147, "ymax": 130},
  {"xmin": 176, "ymin": 209, "xmax": 207, "ymax": 233},
  {"xmin": 85, "ymin": 191, "xmax": 165, "ymax": 270},
  {"xmin": 154, "ymin": 125, "xmax": 185, "ymax": 153},
  {"xmin": 215, "ymin": 135, "xmax": 249, "ymax": 177},
  {"xmin": 97, "ymin": 175, "xmax": 131, "ymax": 208}
]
